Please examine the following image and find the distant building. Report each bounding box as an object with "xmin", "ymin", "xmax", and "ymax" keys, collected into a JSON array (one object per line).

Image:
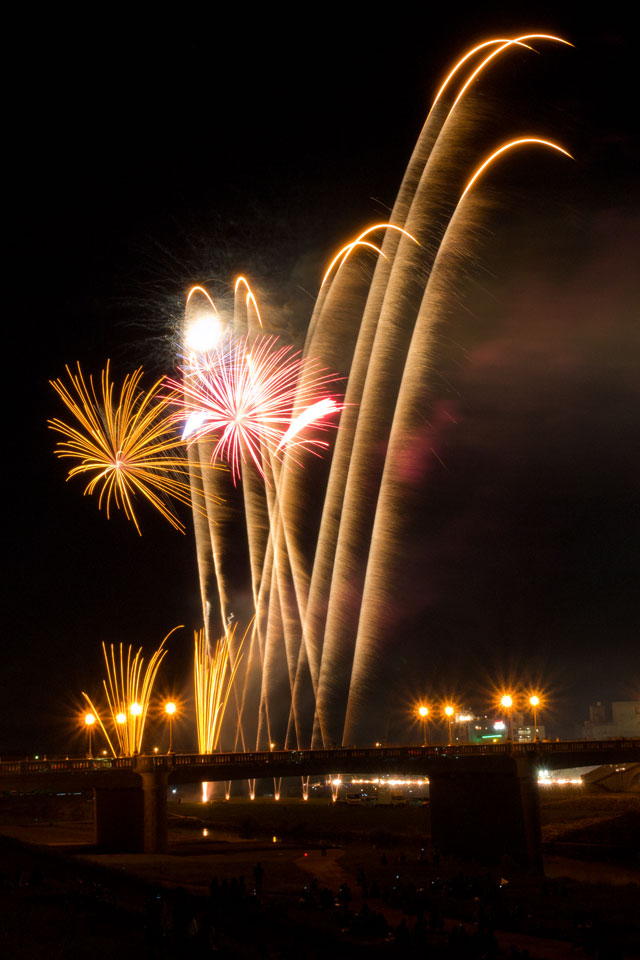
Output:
[
  {"xmin": 583, "ymin": 700, "xmax": 640, "ymax": 739},
  {"xmin": 454, "ymin": 715, "xmax": 507, "ymax": 744},
  {"xmin": 453, "ymin": 712, "xmax": 546, "ymax": 743},
  {"xmin": 516, "ymin": 724, "xmax": 546, "ymax": 742}
]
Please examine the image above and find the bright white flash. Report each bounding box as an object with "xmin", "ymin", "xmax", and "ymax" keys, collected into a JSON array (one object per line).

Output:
[
  {"xmin": 276, "ymin": 398, "xmax": 340, "ymax": 452},
  {"xmin": 182, "ymin": 410, "xmax": 211, "ymax": 440},
  {"xmin": 185, "ymin": 313, "xmax": 223, "ymax": 353}
]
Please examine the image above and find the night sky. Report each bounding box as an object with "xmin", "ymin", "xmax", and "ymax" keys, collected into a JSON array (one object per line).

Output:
[{"xmin": 6, "ymin": 7, "xmax": 638, "ymax": 754}]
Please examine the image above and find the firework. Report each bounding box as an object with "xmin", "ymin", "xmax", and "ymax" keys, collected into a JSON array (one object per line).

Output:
[
  {"xmin": 170, "ymin": 334, "xmax": 343, "ymax": 483},
  {"xmin": 184, "ymin": 33, "xmax": 574, "ymax": 752},
  {"xmin": 300, "ymin": 40, "xmax": 573, "ymax": 748},
  {"xmin": 234, "ymin": 276, "xmax": 263, "ymax": 327},
  {"xmin": 49, "ymin": 361, "xmax": 222, "ymax": 534},
  {"xmin": 344, "ymin": 137, "xmax": 572, "ymax": 741},
  {"xmin": 320, "ymin": 223, "xmax": 419, "ymax": 289},
  {"xmin": 194, "ymin": 624, "xmax": 247, "ymax": 754},
  {"xmin": 82, "ymin": 627, "xmax": 179, "ymax": 756}
]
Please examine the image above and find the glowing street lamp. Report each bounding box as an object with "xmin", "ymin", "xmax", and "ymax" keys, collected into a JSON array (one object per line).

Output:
[
  {"xmin": 165, "ymin": 701, "xmax": 177, "ymax": 753},
  {"xmin": 84, "ymin": 712, "xmax": 96, "ymax": 758},
  {"xmin": 418, "ymin": 705, "xmax": 429, "ymax": 746},
  {"xmin": 500, "ymin": 694, "xmax": 514, "ymax": 740},
  {"xmin": 529, "ymin": 695, "xmax": 541, "ymax": 740},
  {"xmin": 444, "ymin": 705, "xmax": 454, "ymax": 745}
]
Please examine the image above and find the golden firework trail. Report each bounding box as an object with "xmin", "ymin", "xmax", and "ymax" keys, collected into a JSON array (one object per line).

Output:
[
  {"xmin": 49, "ymin": 361, "xmax": 223, "ymax": 534},
  {"xmin": 343, "ymin": 136, "xmax": 573, "ymax": 739},
  {"xmin": 82, "ymin": 626, "xmax": 180, "ymax": 756},
  {"xmin": 320, "ymin": 224, "xmax": 419, "ymax": 289},
  {"xmin": 194, "ymin": 623, "xmax": 247, "ymax": 754},
  {"xmin": 181, "ymin": 276, "xmax": 344, "ymax": 755},
  {"xmin": 184, "ymin": 34, "xmax": 573, "ymax": 753}
]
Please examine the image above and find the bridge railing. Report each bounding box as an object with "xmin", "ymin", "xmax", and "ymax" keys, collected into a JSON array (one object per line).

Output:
[
  {"xmin": 155, "ymin": 738, "xmax": 640, "ymax": 769},
  {"xmin": 0, "ymin": 757, "xmax": 135, "ymax": 776},
  {"xmin": 1, "ymin": 739, "xmax": 638, "ymax": 778}
]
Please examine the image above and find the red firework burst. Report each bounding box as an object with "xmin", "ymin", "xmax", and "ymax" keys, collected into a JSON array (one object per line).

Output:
[{"xmin": 167, "ymin": 335, "xmax": 343, "ymax": 482}]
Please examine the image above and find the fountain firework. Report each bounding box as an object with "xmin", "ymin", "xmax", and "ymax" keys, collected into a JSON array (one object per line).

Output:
[
  {"xmin": 194, "ymin": 623, "xmax": 247, "ymax": 800},
  {"xmin": 183, "ymin": 34, "xmax": 573, "ymax": 749},
  {"xmin": 194, "ymin": 624, "xmax": 246, "ymax": 754},
  {"xmin": 81, "ymin": 627, "xmax": 180, "ymax": 756}
]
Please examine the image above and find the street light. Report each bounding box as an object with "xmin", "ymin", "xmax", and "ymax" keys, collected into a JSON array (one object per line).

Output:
[
  {"xmin": 165, "ymin": 701, "xmax": 177, "ymax": 753},
  {"xmin": 418, "ymin": 705, "xmax": 429, "ymax": 745},
  {"xmin": 84, "ymin": 712, "xmax": 96, "ymax": 758},
  {"xmin": 444, "ymin": 704, "xmax": 454, "ymax": 745},
  {"xmin": 500, "ymin": 694, "xmax": 514, "ymax": 740},
  {"xmin": 529, "ymin": 695, "xmax": 541, "ymax": 740}
]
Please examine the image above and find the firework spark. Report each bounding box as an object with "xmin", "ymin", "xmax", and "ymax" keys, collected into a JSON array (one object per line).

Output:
[
  {"xmin": 49, "ymin": 361, "xmax": 223, "ymax": 534},
  {"xmin": 194, "ymin": 624, "xmax": 246, "ymax": 754},
  {"xmin": 82, "ymin": 627, "xmax": 179, "ymax": 756},
  {"xmin": 320, "ymin": 223, "xmax": 419, "ymax": 289},
  {"xmin": 183, "ymin": 33, "xmax": 574, "ymax": 752},
  {"xmin": 170, "ymin": 335, "xmax": 343, "ymax": 482},
  {"xmin": 234, "ymin": 276, "xmax": 263, "ymax": 327}
]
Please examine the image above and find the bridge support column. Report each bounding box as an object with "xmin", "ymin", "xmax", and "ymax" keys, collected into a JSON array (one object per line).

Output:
[
  {"xmin": 140, "ymin": 769, "xmax": 169, "ymax": 853},
  {"xmin": 94, "ymin": 765, "xmax": 169, "ymax": 853},
  {"xmin": 95, "ymin": 786, "xmax": 144, "ymax": 852},
  {"xmin": 428, "ymin": 756, "xmax": 542, "ymax": 869}
]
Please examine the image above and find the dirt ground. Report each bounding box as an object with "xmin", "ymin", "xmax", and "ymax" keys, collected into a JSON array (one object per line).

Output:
[{"xmin": 1, "ymin": 788, "xmax": 638, "ymax": 958}]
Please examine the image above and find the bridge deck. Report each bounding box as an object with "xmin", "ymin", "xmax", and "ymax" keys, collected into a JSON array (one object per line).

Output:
[
  {"xmin": 2, "ymin": 740, "xmax": 637, "ymax": 862},
  {"xmin": 1, "ymin": 739, "xmax": 638, "ymax": 791}
]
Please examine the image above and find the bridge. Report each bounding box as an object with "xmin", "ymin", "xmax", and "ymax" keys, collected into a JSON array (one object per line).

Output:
[{"xmin": 2, "ymin": 739, "xmax": 638, "ymax": 867}]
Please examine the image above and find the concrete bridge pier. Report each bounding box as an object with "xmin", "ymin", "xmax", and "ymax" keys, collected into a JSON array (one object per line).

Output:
[
  {"xmin": 94, "ymin": 762, "xmax": 169, "ymax": 853},
  {"xmin": 140, "ymin": 767, "xmax": 169, "ymax": 853},
  {"xmin": 428, "ymin": 756, "xmax": 542, "ymax": 869}
]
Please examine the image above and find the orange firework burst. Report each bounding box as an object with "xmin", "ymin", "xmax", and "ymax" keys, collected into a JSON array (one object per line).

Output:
[{"xmin": 49, "ymin": 361, "xmax": 222, "ymax": 534}]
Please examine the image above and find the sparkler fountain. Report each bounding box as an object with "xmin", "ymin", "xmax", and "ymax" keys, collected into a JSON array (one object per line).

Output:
[
  {"xmin": 81, "ymin": 628, "xmax": 181, "ymax": 756},
  {"xmin": 179, "ymin": 34, "xmax": 573, "ymax": 751}
]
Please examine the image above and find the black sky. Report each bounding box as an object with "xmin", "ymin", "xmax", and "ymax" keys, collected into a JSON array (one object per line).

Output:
[{"xmin": 6, "ymin": 6, "xmax": 638, "ymax": 752}]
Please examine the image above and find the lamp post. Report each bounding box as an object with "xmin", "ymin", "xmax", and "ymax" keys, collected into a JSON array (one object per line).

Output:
[
  {"xmin": 500, "ymin": 694, "xmax": 514, "ymax": 740},
  {"xmin": 418, "ymin": 705, "xmax": 429, "ymax": 745},
  {"xmin": 529, "ymin": 695, "xmax": 540, "ymax": 740},
  {"xmin": 84, "ymin": 712, "xmax": 96, "ymax": 758},
  {"xmin": 165, "ymin": 701, "xmax": 177, "ymax": 753},
  {"xmin": 444, "ymin": 705, "xmax": 454, "ymax": 745}
]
